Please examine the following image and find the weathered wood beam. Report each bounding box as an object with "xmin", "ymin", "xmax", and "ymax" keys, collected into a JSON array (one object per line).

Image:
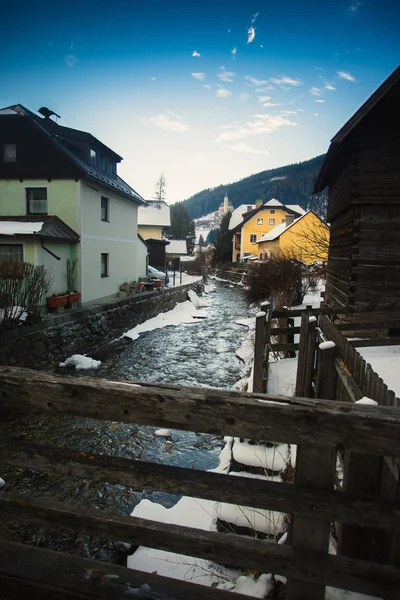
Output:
[
  {"xmin": 1, "ymin": 367, "xmax": 400, "ymax": 456},
  {"xmin": 1, "ymin": 537, "xmax": 399, "ymax": 597},
  {"xmin": 2, "ymin": 441, "xmax": 400, "ymax": 530},
  {"xmin": 350, "ymin": 337, "xmax": 400, "ymax": 348}
]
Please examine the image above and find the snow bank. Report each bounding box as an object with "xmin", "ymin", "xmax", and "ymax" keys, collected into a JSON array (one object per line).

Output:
[
  {"xmin": 218, "ymin": 573, "xmax": 274, "ymax": 597},
  {"xmin": 188, "ymin": 289, "xmax": 209, "ymax": 307},
  {"xmin": 217, "ymin": 502, "xmax": 285, "ymax": 536},
  {"xmin": 59, "ymin": 354, "xmax": 102, "ymax": 370},
  {"xmin": 319, "ymin": 341, "xmax": 336, "ymax": 350},
  {"xmin": 357, "ymin": 345, "xmax": 400, "ymax": 399},
  {"xmin": 355, "ymin": 397, "xmax": 378, "ymax": 406},
  {"xmin": 232, "ymin": 439, "xmax": 296, "ymax": 471},
  {"xmin": 0, "ymin": 305, "xmax": 27, "ymax": 323},
  {"xmin": 204, "ymin": 282, "xmax": 216, "ymax": 294},
  {"xmin": 123, "ymin": 300, "xmax": 208, "ymax": 341},
  {"xmin": 267, "ymin": 357, "xmax": 298, "ymax": 396},
  {"xmin": 154, "ymin": 428, "xmax": 171, "ymax": 437}
]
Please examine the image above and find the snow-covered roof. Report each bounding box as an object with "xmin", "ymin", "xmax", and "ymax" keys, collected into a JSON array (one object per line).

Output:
[
  {"xmin": 257, "ymin": 211, "xmax": 311, "ymax": 243},
  {"xmin": 229, "ymin": 204, "xmax": 255, "ymax": 230},
  {"xmin": 138, "ymin": 201, "xmax": 171, "ymax": 227},
  {"xmin": 0, "ymin": 221, "xmax": 44, "ymax": 235},
  {"xmin": 166, "ymin": 239, "xmax": 187, "ymax": 254},
  {"xmin": 264, "ymin": 198, "xmax": 283, "ymax": 207},
  {"xmin": 286, "ymin": 204, "xmax": 306, "ymax": 215}
]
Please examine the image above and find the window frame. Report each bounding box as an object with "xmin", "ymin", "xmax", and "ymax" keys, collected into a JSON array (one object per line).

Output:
[
  {"xmin": 256, "ymin": 217, "xmax": 264, "ymax": 226},
  {"xmin": 3, "ymin": 143, "xmax": 16, "ymax": 163},
  {"xmin": 269, "ymin": 209, "xmax": 276, "ymax": 214},
  {"xmin": 101, "ymin": 253, "xmax": 109, "ymax": 278},
  {"xmin": 26, "ymin": 187, "xmax": 48, "ymax": 215},
  {"xmin": 0, "ymin": 243, "xmax": 23, "ymax": 262},
  {"xmin": 269, "ymin": 218, "xmax": 276, "ymax": 226},
  {"xmin": 89, "ymin": 148, "xmax": 97, "ymax": 165},
  {"xmin": 101, "ymin": 196, "xmax": 110, "ymax": 222},
  {"xmin": 249, "ymin": 234, "xmax": 257, "ymax": 243}
]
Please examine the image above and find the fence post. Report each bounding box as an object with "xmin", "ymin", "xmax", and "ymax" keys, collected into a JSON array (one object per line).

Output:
[
  {"xmin": 252, "ymin": 311, "xmax": 267, "ymax": 393},
  {"xmin": 315, "ymin": 341, "xmax": 337, "ymax": 400},
  {"xmin": 295, "ymin": 307, "xmax": 316, "ymax": 398},
  {"xmin": 261, "ymin": 302, "xmax": 272, "ymax": 391}
]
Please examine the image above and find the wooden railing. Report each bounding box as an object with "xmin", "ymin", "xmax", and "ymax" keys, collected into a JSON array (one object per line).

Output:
[{"xmin": 1, "ymin": 366, "xmax": 400, "ymax": 600}]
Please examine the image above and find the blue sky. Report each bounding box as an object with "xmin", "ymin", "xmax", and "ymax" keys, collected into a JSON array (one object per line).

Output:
[{"xmin": 1, "ymin": 0, "xmax": 399, "ymax": 203}]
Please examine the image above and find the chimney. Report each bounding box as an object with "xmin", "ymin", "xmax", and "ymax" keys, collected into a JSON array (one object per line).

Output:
[
  {"xmin": 255, "ymin": 199, "xmax": 263, "ymax": 209},
  {"xmin": 285, "ymin": 214, "xmax": 295, "ymax": 226}
]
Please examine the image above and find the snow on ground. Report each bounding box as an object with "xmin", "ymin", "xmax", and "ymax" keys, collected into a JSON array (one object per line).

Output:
[
  {"xmin": 0, "ymin": 305, "xmax": 27, "ymax": 323},
  {"xmin": 188, "ymin": 289, "xmax": 209, "ymax": 307},
  {"xmin": 123, "ymin": 299, "xmax": 208, "ymax": 341},
  {"xmin": 59, "ymin": 354, "xmax": 102, "ymax": 369},
  {"xmin": 154, "ymin": 428, "xmax": 171, "ymax": 437},
  {"xmin": 357, "ymin": 345, "xmax": 400, "ymax": 399},
  {"xmin": 204, "ymin": 281, "xmax": 216, "ymax": 294},
  {"xmin": 168, "ymin": 273, "xmax": 203, "ymax": 288},
  {"xmin": 267, "ymin": 357, "xmax": 298, "ymax": 396},
  {"xmin": 232, "ymin": 439, "xmax": 296, "ymax": 471}
]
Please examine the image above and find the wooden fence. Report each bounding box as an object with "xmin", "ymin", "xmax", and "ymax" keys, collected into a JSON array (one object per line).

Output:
[{"xmin": 1, "ymin": 366, "xmax": 400, "ymax": 600}]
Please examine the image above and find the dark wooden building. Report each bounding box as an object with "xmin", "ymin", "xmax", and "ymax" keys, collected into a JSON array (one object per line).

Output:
[{"xmin": 314, "ymin": 66, "xmax": 400, "ymax": 313}]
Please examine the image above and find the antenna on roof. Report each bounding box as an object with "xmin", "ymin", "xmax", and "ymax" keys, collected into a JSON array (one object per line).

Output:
[{"xmin": 38, "ymin": 107, "xmax": 61, "ymax": 121}]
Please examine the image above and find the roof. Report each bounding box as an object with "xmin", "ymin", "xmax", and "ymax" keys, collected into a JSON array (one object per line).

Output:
[
  {"xmin": 229, "ymin": 204, "xmax": 255, "ymax": 230},
  {"xmin": 0, "ymin": 216, "xmax": 80, "ymax": 242},
  {"xmin": 313, "ymin": 66, "xmax": 400, "ymax": 192},
  {"xmin": 231, "ymin": 199, "xmax": 304, "ymax": 232},
  {"xmin": 165, "ymin": 239, "xmax": 188, "ymax": 255},
  {"xmin": 138, "ymin": 201, "xmax": 171, "ymax": 227},
  {"xmin": 0, "ymin": 104, "xmax": 146, "ymax": 205},
  {"xmin": 286, "ymin": 204, "xmax": 306, "ymax": 216},
  {"xmin": 256, "ymin": 210, "xmax": 324, "ymax": 243}
]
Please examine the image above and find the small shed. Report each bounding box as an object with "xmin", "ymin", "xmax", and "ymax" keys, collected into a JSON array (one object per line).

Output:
[
  {"xmin": 313, "ymin": 66, "xmax": 400, "ymax": 313},
  {"xmin": 166, "ymin": 239, "xmax": 188, "ymax": 269}
]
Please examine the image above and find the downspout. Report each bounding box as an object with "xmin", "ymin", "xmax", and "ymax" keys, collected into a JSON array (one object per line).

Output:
[{"xmin": 40, "ymin": 240, "xmax": 61, "ymax": 260}]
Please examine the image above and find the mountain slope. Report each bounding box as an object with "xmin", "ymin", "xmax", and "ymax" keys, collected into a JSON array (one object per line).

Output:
[{"xmin": 183, "ymin": 155, "xmax": 328, "ymax": 220}]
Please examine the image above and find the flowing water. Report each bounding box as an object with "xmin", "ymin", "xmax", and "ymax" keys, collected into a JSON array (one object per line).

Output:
[{"xmin": 1, "ymin": 280, "xmax": 253, "ymax": 562}]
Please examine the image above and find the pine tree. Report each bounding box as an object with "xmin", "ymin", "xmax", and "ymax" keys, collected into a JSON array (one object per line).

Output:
[
  {"xmin": 212, "ymin": 212, "xmax": 233, "ymax": 265},
  {"xmin": 154, "ymin": 173, "xmax": 167, "ymax": 202}
]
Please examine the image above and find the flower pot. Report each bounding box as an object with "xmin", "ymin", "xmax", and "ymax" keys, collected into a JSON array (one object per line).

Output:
[
  {"xmin": 120, "ymin": 284, "xmax": 129, "ymax": 292},
  {"xmin": 47, "ymin": 295, "xmax": 68, "ymax": 309},
  {"xmin": 67, "ymin": 292, "xmax": 81, "ymax": 305},
  {"xmin": 152, "ymin": 279, "xmax": 163, "ymax": 288},
  {"xmin": 137, "ymin": 282, "xmax": 145, "ymax": 292}
]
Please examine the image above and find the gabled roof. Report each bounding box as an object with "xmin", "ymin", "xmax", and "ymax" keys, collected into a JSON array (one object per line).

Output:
[
  {"xmin": 231, "ymin": 199, "xmax": 304, "ymax": 232},
  {"xmin": 313, "ymin": 66, "xmax": 400, "ymax": 192},
  {"xmin": 256, "ymin": 210, "xmax": 324, "ymax": 243},
  {"xmin": 138, "ymin": 201, "xmax": 171, "ymax": 227},
  {"xmin": 228, "ymin": 204, "xmax": 255, "ymax": 230},
  {"xmin": 0, "ymin": 216, "xmax": 80, "ymax": 242},
  {"xmin": 0, "ymin": 104, "xmax": 146, "ymax": 205}
]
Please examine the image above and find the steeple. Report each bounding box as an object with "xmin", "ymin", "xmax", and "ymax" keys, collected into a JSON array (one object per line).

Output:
[{"xmin": 223, "ymin": 192, "xmax": 229, "ymax": 214}]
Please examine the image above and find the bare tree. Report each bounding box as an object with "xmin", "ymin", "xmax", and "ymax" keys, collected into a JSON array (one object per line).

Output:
[
  {"xmin": 154, "ymin": 173, "xmax": 167, "ymax": 202},
  {"xmin": 292, "ymin": 219, "xmax": 330, "ymax": 265}
]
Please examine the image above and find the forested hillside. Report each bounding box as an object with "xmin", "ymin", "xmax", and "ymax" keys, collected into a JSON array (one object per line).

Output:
[{"xmin": 183, "ymin": 154, "xmax": 328, "ymax": 219}]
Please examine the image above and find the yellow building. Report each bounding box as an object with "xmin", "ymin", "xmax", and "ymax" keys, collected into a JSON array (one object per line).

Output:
[
  {"xmin": 255, "ymin": 210, "xmax": 329, "ymax": 264},
  {"xmin": 230, "ymin": 199, "xmax": 305, "ymax": 262},
  {"xmin": 138, "ymin": 200, "xmax": 170, "ymax": 240}
]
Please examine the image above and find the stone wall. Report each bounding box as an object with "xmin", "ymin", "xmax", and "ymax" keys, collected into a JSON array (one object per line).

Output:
[
  {"xmin": 0, "ymin": 282, "xmax": 203, "ymax": 370},
  {"xmin": 212, "ymin": 269, "xmax": 244, "ymax": 284}
]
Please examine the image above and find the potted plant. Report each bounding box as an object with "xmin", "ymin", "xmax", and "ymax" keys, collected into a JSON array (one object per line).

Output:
[
  {"xmin": 152, "ymin": 279, "xmax": 163, "ymax": 288},
  {"xmin": 67, "ymin": 290, "xmax": 81, "ymax": 305},
  {"xmin": 47, "ymin": 292, "xmax": 69, "ymax": 309},
  {"xmin": 120, "ymin": 282, "xmax": 129, "ymax": 292},
  {"xmin": 137, "ymin": 281, "xmax": 145, "ymax": 292},
  {"xmin": 66, "ymin": 258, "xmax": 80, "ymax": 304}
]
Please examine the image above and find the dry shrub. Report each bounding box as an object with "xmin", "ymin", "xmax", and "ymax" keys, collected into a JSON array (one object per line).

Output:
[
  {"xmin": 0, "ymin": 260, "xmax": 53, "ymax": 326},
  {"xmin": 243, "ymin": 253, "xmax": 304, "ymax": 308}
]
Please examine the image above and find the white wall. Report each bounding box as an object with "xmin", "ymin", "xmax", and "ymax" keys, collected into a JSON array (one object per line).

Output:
[
  {"xmin": 39, "ymin": 243, "xmax": 74, "ymax": 294},
  {"xmin": 80, "ymin": 181, "xmax": 146, "ymax": 302},
  {"xmin": 136, "ymin": 237, "xmax": 149, "ymax": 279}
]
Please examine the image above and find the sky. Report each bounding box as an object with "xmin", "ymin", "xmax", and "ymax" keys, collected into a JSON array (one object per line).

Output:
[{"xmin": 0, "ymin": 0, "xmax": 399, "ymax": 203}]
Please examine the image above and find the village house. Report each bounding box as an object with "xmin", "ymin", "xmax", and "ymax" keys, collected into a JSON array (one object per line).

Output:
[
  {"xmin": 230, "ymin": 198, "xmax": 305, "ymax": 262},
  {"xmin": 0, "ymin": 104, "xmax": 148, "ymax": 303},
  {"xmin": 255, "ymin": 210, "xmax": 329, "ymax": 263},
  {"xmin": 137, "ymin": 200, "xmax": 171, "ymax": 272},
  {"xmin": 313, "ymin": 66, "xmax": 400, "ymax": 313}
]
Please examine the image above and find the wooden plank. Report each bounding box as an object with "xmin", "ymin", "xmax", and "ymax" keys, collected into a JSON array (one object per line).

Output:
[
  {"xmin": 252, "ymin": 311, "xmax": 267, "ymax": 393},
  {"xmin": 0, "ymin": 540, "xmax": 249, "ymax": 600},
  {"xmin": 3, "ymin": 443, "xmax": 400, "ymax": 530},
  {"xmin": 304, "ymin": 318, "xmax": 317, "ymax": 398},
  {"xmin": 270, "ymin": 342, "xmax": 299, "ymax": 351},
  {"xmin": 2, "ymin": 367, "xmax": 400, "ymax": 456},
  {"xmin": 271, "ymin": 306, "xmax": 357, "ymax": 319},
  {"xmin": 1, "ymin": 536, "xmax": 400, "ymax": 597},
  {"xmin": 351, "ymin": 337, "xmax": 400, "ymax": 348},
  {"xmin": 316, "ymin": 344, "xmax": 337, "ymax": 401},
  {"xmin": 270, "ymin": 326, "xmax": 301, "ymax": 335},
  {"xmin": 337, "ymin": 321, "xmax": 400, "ymax": 331},
  {"xmin": 262, "ymin": 301, "xmax": 272, "ymax": 390},
  {"xmin": 295, "ymin": 312, "xmax": 310, "ymax": 397},
  {"xmin": 334, "ymin": 360, "xmax": 363, "ymax": 403}
]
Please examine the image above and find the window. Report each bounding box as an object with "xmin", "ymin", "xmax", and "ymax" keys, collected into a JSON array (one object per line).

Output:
[
  {"xmin": 26, "ymin": 188, "xmax": 47, "ymax": 214},
  {"xmin": 270, "ymin": 209, "xmax": 276, "ymax": 214},
  {"xmin": 269, "ymin": 218, "xmax": 275, "ymax": 226},
  {"xmin": 106, "ymin": 159, "xmax": 115, "ymax": 176},
  {"xmin": 3, "ymin": 144, "xmax": 16, "ymax": 162},
  {"xmin": 89, "ymin": 148, "xmax": 97, "ymax": 165},
  {"xmin": 101, "ymin": 196, "xmax": 109, "ymax": 222},
  {"xmin": 101, "ymin": 253, "xmax": 109, "ymax": 277},
  {"xmin": 250, "ymin": 234, "xmax": 257, "ymax": 243},
  {"xmin": 256, "ymin": 218, "xmax": 264, "ymax": 226},
  {"xmin": 0, "ymin": 244, "xmax": 23, "ymax": 262},
  {"xmin": 281, "ymin": 218, "xmax": 286, "ymax": 224}
]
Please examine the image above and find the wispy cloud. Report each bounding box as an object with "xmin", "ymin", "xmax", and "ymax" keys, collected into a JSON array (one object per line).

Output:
[
  {"xmin": 215, "ymin": 113, "xmax": 298, "ymax": 142},
  {"xmin": 218, "ymin": 71, "xmax": 235, "ymax": 83},
  {"xmin": 316, "ymin": 99, "xmax": 325, "ymax": 103},
  {"xmin": 192, "ymin": 72, "xmax": 206, "ymax": 81},
  {"xmin": 216, "ymin": 88, "xmax": 232, "ymax": 98},
  {"xmin": 64, "ymin": 54, "xmax": 78, "ymax": 67},
  {"xmin": 143, "ymin": 114, "xmax": 189, "ymax": 132},
  {"xmin": 280, "ymin": 110, "xmax": 298, "ymax": 115},
  {"xmin": 313, "ymin": 113, "xmax": 319, "ymax": 117},
  {"xmin": 187, "ymin": 152, "xmax": 205, "ymax": 164},
  {"xmin": 239, "ymin": 93, "xmax": 250, "ymax": 101},
  {"xmin": 270, "ymin": 76, "xmax": 302, "ymax": 87},
  {"xmin": 262, "ymin": 102, "xmax": 282, "ymax": 107},
  {"xmin": 150, "ymin": 76, "xmax": 156, "ymax": 81},
  {"xmin": 245, "ymin": 76, "xmax": 268, "ymax": 87},
  {"xmin": 204, "ymin": 84, "xmax": 211, "ymax": 89},
  {"xmin": 192, "ymin": 50, "xmax": 201, "ymax": 57},
  {"xmin": 348, "ymin": 1, "xmax": 361, "ymax": 13},
  {"xmin": 314, "ymin": 66, "xmax": 324, "ymax": 71},
  {"xmin": 251, "ymin": 12, "xmax": 259, "ymax": 24},
  {"xmin": 231, "ymin": 47, "xmax": 237, "ymax": 59},
  {"xmin": 337, "ymin": 70, "xmax": 357, "ymax": 82},
  {"xmin": 258, "ymin": 96, "xmax": 272, "ymax": 102},
  {"xmin": 247, "ymin": 27, "xmax": 256, "ymax": 44},
  {"xmin": 223, "ymin": 142, "xmax": 268, "ymax": 156},
  {"xmin": 324, "ymin": 81, "xmax": 336, "ymax": 91},
  {"xmin": 310, "ymin": 87, "xmax": 322, "ymax": 96}
]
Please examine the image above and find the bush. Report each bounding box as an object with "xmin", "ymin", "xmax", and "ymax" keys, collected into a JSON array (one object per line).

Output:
[
  {"xmin": 242, "ymin": 254, "xmax": 304, "ymax": 308},
  {"xmin": 0, "ymin": 261, "xmax": 53, "ymax": 326}
]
